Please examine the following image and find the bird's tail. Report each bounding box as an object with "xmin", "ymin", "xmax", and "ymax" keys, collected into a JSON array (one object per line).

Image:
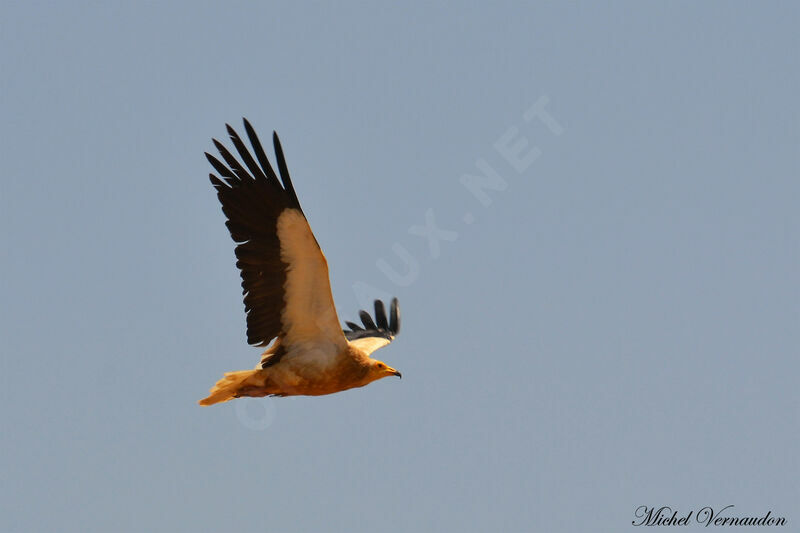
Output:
[{"xmin": 198, "ymin": 369, "xmax": 266, "ymax": 406}]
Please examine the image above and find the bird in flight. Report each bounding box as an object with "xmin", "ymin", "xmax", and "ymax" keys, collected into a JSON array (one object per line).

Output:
[{"xmin": 199, "ymin": 119, "xmax": 402, "ymax": 406}]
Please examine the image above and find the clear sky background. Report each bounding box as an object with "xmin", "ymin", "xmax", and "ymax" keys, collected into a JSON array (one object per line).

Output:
[{"xmin": 1, "ymin": 2, "xmax": 798, "ymax": 532}]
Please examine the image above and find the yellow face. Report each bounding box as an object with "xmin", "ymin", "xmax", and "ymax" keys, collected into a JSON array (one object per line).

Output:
[{"xmin": 372, "ymin": 360, "xmax": 402, "ymax": 380}]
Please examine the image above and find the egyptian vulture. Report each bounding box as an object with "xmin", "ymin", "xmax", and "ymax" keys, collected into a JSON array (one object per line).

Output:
[{"xmin": 199, "ymin": 119, "xmax": 402, "ymax": 406}]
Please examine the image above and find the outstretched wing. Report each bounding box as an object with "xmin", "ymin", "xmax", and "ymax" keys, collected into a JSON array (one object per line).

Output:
[
  {"xmin": 207, "ymin": 119, "xmax": 347, "ymax": 353},
  {"xmin": 344, "ymin": 299, "xmax": 401, "ymax": 356}
]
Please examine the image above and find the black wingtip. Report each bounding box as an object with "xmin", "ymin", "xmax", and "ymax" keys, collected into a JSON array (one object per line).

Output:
[
  {"xmin": 242, "ymin": 118, "xmax": 258, "ymax": 142},
  {"xmin": 225, "ymin": 124, "xmax": 243, "ymax": 145},
  {"xmin": 342, "ymin": 298, "xmax": 402, "ymax": 341},
  {"xmin": 345, "ymin": 321, "xmax": 363, "ymax": 331},
  {"xmin": 272, "ymin": 132, "xmax": 302, "ymax": 210},
  {"xmin": 272, "ymin": 133, "xmax": 283, "ymax": 157},
  {"xmin": 389, "ymin": 298, "xmax": 400, "ymax": 334},
  {"xmin": 374, "ymin": 300, "xmax": 388, "ymax": 330},
  {"xmin": 205, "ymin": 152, "xmax": 233, "ymax": 181},
  {"xmin": 359, "ymin": 310, "xmax": 377, "ymax": 330}
]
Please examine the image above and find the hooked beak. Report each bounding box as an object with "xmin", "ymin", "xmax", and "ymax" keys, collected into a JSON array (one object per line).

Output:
[{"xmin": 392, "ymin": 369, "xmax": 402, "ymax": 379}]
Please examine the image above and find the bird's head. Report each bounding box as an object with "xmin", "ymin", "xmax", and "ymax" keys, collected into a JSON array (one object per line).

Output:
[{"xmin": 369, "ymin": 359, "xmax": 402, "ymax": 381}]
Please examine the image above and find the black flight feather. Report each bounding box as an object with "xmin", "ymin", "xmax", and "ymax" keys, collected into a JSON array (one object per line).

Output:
[
  {"xmin": 343, "ymin": 299, "xmax": 401, "ymax": 342},
  {"xmin": 389, "ymin": 297, "xmax": 400, "ymax": 334},
  {"xmin": 207, "ymin": 119, "xmax": 306, "ymax": 347},
  {"xmin": 243, "ymin": 118, "xmax": 282, "ymax": 188},
  {"xmin": 374, "ymin": 300, "xmax": 388, "ymax": 330},
  {"xmin": 359, "ymin": 310, "xmax": 377, "ymax": 330},
  {"xmin": 273, "ymin": 132, "xmax": 302, "ymax": 211}
]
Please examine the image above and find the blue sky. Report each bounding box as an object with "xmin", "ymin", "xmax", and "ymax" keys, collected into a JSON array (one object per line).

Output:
[{"xmin": 1, "ymin": 2, "xmax": 798, "ymax": 532}]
